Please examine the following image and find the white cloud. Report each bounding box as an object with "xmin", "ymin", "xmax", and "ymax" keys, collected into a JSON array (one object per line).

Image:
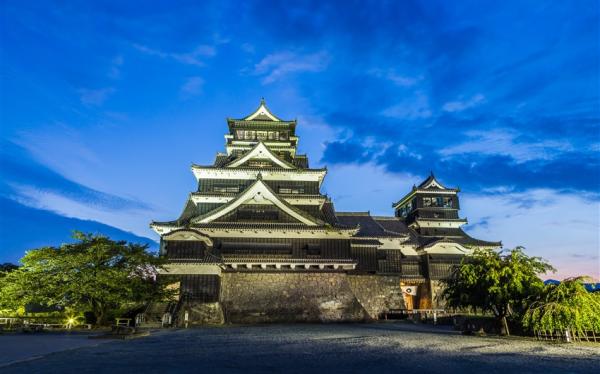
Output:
[
  {"xmin": 462, "ymin": 189, "xmax": 600, "ymax": 280},
  {"xmin": 14, "ymin": 125, "xmax": 102, "ymax": 182},
  {"xmin": 133, "ymin": 43, "xmax": 216, "ymax": 66},
  {"xmin": 439, "ymin": 128, "xmax": 573, "ymax": 162},
  {"xmin": 180, "ymin": 76, "xmax": 204, "ymax": 96},
  {"xmin": 381, "ymin": 91, "xmax": 432, "ymax": 119},
  {"xmin": 77, "ymin": 87, "xmax": 115, "ymax": 106},
  {"xmin": 108, "ymin": 55, "xmax": 123, "ymax": 79},
  {"xmin": 253, "ymin": 51, "xmax": 330, "ymax": 84},
  {"xmin": 369, "ymin": 68, "xmax": 423, "ymax": 87},
  {"xmin": 11, "ymin": 184, "xmax": 158, "ymax": 239},
  {"xmin": 442, "ymin": 93, "xmax": 485, "ymax": 112}
]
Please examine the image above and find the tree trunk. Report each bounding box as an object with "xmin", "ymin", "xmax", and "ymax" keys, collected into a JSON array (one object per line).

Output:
[{"xmin": 501, "ymin": 316, "xmax": 510, "ymax": 336}]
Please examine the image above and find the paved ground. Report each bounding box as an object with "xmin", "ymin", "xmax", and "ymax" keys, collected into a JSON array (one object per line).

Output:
[{"xmin": 1, "ymin": 323, "xmax": 598, "ymax": 373}]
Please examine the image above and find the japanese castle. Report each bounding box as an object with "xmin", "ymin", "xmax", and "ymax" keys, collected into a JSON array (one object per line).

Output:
[{"xmin": 148, "ymin": 100, "xmax": 501, "ymax": 325}]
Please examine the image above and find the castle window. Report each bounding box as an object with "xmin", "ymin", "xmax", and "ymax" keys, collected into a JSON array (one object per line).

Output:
[
  {"xmin": 256, "ymin": 131, "xmax": 268, "ymax": 140},
  {"xmin": 279, "ymin": 187, "xmax": 304, "ymax": 194},
  {"xmin": 267, "ymin": 131, "xmax": 279, "ymax": 140},
  {"xmin": 214, "ymin": 185, "xmax": 239, "ymax": 193},
  {"xmin": 423, "ymin": 197, "xmax": 447, "ymax": 207},
  {"xmin": 244, "ymin": 130, "xmax": 256, "ymax": 140},
  {"xmin": 443, "ymin": 197, "xmax": 453, "ymax": 208}
]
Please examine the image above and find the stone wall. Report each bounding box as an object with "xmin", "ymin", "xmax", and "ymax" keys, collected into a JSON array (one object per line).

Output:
[
  {"xmin": 179, "ymin": 301, "xmax": 224, "ymax": 326},
  {"xmin": 177, "ymin": 273, "xmax": 441, "ymax": 324},
  {"xmin": 220, "ymin": 272, "xmax": 368, "ymax": 323},
  {"xmin": 429, "ymin": 280, "xmax": 448, "ymax": 309},
  {"xmin": 347, "ymin": 275, "xmax": 407, "ymax": 319}
]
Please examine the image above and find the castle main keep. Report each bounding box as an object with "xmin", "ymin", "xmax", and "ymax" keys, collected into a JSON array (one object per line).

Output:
[{"xmin": 149, "ymin": 100, "xmax": 501, "ymax": 325}]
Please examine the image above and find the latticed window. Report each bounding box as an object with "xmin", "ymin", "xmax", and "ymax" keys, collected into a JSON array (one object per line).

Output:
[
  {"xmin": 214, "ymin": 185, "xmax": 239, "ymax": 193},
  {"xmin": 279, "ymin": 187, "xmax": 304, "ymax": 194},
  {"xmin": 256, "ymin": 131, "xmax": 268, "ymax": 140}
]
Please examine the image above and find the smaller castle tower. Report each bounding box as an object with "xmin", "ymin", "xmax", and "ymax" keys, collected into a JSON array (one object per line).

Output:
[{"xmin": 393, "ymin": 173, "xmax": 500, "ymax": 249}]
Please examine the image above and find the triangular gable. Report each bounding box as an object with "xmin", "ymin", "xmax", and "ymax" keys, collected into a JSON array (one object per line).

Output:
[
  {"xmin": 420, "ymin": 175, "xmax": 446, "ymax": 189},
  {"xmin": 243, "ymin": 99, "xmax": 282, "ymax": 121},
  {"xmin": 226, "ymin": 142, "xmax": 295, "ymax": 169},
  {"xmin": 423, "ymin": 240, "xmax": 471, "ymax": 255},
  {"xmin": 192, "ymin": 179, "xmax": 320, "ymax": 226}
]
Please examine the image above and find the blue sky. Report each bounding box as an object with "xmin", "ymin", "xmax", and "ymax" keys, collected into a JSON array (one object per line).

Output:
[{"xmin": 1, "ymin": 1, "xmax": 598, "ymax": 279}]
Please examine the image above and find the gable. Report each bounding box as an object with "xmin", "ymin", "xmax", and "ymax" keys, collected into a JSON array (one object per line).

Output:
[
  {"xmin": 244, "ymin": 101, "xmax": 281, "ymax": 121},
  {"xmin": 421, "ymin": 177, "xmax": 445, "ymax": 189},
  {"xmin": 226, "ymin": 142, "xmax": 295, "ymax": 169},
  {"xmin": 192, "ymin": 179, "xmax": 320, "ymax": 226},
  {"xmin": 423, "ymin": 241, "xmax": 471, "ymax": 255}
]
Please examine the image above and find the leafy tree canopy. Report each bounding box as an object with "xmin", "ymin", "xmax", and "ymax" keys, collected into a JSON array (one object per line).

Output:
[
  {"xmin": 523, "ymin": 277, "xmax": 600, "ymax": 335},
  {"xmin": 0, "ymin": 232, "xmax": 170, "ymax": 324},
  {"xmin": 443, "ymin": 247, "xmax": 554, "ymax": 335}
]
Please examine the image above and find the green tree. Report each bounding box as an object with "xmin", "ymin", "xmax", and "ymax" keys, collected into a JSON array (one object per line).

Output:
[
  {"xmin": 0, "ymin": 232, "xmax": 171, "ymax": 325},
  {"xmin": 443, "ymin": 247, "xmax": 554, "ymax": 335},
  {"xmin": 523, "ymin": 277, "xmax": 600, "ymax": 338}
]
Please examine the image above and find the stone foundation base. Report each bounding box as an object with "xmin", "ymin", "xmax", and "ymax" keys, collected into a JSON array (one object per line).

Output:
[
  {"xmin": 178, "ymin": 272, "xmax": 437, "ymax": 325},
  {"xmin": 220, "ymin": 272, "xmax": 368, "ymax": 323}
]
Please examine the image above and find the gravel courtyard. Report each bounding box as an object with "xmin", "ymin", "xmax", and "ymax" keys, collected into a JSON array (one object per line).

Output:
[{"xmin": 2, "ymin": 323, "xmax": 598, "ymax": 373}]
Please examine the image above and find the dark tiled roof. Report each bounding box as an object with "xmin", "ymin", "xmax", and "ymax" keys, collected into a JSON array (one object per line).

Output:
[
  {"xmin": 336, "ymin": 212, "xmax": 409, "ymax": 238},
  {"xmin": 321, "ymin": 200, "xmax": 340, "ymax": 226},
  {"xmin": 418, "ymin": 173, "xmax": 445, "ymax": 189},
  {"xmin": 372, "ymin": 217, "xmax": 411, "ymax": 235},
  {"xmin": 213, "ymin": 154, "xmax": 232, "ymax": 167},
  {"xmin": 417, "ymin": 228, "xmax": 501, "ymax": 248}
]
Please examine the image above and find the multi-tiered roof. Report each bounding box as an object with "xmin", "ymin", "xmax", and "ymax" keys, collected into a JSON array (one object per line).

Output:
[
  {"xmin": 151, "ymin": 99, "xmax": 352, "ymax": 237},
  {"xmin": 151, "ymin": 101, "xmax": 500, "ymax": 275}
]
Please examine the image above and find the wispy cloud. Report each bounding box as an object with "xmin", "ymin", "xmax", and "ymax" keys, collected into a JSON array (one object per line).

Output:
[
  {"xmin": 10, "ymin": 184, "xmax": 155, "ymax": 238},
  {"xmin": 180, "ymin": 76, "xmax": 204, "ymax": 97},
  {"xmin": 442, "ymin": 93, "xmax": 485, "ymax": 112},
  {"xmin": 439, "ymin": 129, "xmax": 574, "ymax": 162},
  {"xmin": 253, "ymin": 51, "xmax": 330, "ymax": 84},
  {"xmin": 381, "ymin": 91, "xmax": 432, "ymax": 119},
  {"xmin": 77, "ymin": 87, "xmax": 115, "ymax": 106},
  {"xmin": 107, "ymin": 55, "xmax": 123, "ymax": 79},
  {"xmin": 369, "ymin": 68, "xmax": 423, "ymax": 87},
  {"xmin": 133, "ymin": 44, "xmax": 216, "ymax": 66}
]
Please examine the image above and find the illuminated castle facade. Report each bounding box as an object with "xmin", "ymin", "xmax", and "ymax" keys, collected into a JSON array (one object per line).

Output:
[{"xmin": 148, "ymin": 100, "xmax": 500, "ymax": 325}]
